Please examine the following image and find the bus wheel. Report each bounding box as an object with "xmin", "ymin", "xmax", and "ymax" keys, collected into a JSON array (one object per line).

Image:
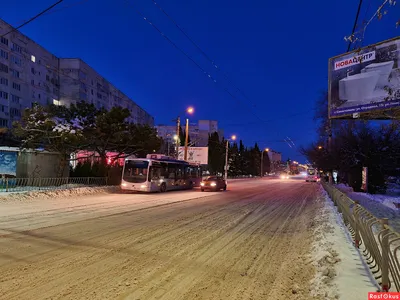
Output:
[{"xmin": 160, "ymin": 183, "xmax": 167, "ymax": 193}]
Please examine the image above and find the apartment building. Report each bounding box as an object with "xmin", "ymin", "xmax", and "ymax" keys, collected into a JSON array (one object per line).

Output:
[
  {"xmin": 0, "ymin": 19, "xmax": 153, "ymax": 128},
  {"xmin": 156, "ymin": 120, "xmax": 222, "ymax": 149},
  {"xmin": 0, "ymin": 20, "xmax": 60, "ymax": 128},
  {"xmin": 59, "ymin": 58, "xmax": 153, "ymax": 125}
]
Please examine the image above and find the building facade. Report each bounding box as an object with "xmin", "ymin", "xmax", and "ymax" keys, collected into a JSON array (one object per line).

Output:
[
  {"xmin": 156, "ymin": 120, "xmax": 222, "ymax": 150},
  {"xmin": 59, "ymin": 58, "xmax": 153, "ymax": 126},
  {"xmin": 0, "ymin": 19, "xmax": 153, "ymax": 128}
]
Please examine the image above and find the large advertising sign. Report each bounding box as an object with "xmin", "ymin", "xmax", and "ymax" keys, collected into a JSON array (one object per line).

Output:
[
  {"xmin": 329, "ymin": 37, "xmax": 400, "ymax": 119},
  {"xmin": 178, "ymin": 147, "xmax": 208, "ymax": 165}
]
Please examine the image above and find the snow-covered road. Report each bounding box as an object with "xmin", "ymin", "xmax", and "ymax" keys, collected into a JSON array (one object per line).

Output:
[{"xmin": 0, "ymin": 178, "xmax": 377, "ymax": 299}]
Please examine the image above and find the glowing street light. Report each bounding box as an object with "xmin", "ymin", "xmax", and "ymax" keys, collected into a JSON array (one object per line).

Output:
[
  {"xmin": 175, "ymin": 107, "xmax": 195, "ymax": 159},
  {"xmin": 318, "ymin": 145, "xmax": 323, "ymax": 150},
  {"xmin": 225, "ymin": 135, "xmax": 237, "ymax": 181},
  {"xmin": 187, "ymin": 107, "xmax": 194, "ymax": 114},
  {"xmin": 261, "ymin": 148, "xmax": 270, "ymax": 177}
]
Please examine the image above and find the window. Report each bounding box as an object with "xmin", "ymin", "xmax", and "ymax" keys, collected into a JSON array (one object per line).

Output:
[
  {"xmin": 0, "ymin": 91, "xmax": 8, "ymax": 99},
  {"xmin": 46, "ymin": 74, "xmax": 50, "ymax": 81},
  {"xmin": 11, "ymin": 55, "xmax": 22, "ymax": 66},
  {"xmin": 0, "ymin": 118, "xmax": 8, "ymax": 127},
  {"xmin": 0, "ymin": 37, "xmax": 8, "ymax": 46},
  {"xmin": 80, "ymin": 82, "xmax": 86, "ymax": 90},
  {"xmin": 10, "ymin": 69, "xmax": 19, "ymax": 78},
  {"xmin": 91, "ymin": 89, "xmax": 93, "ymax": 95},
  {"xmin": 31, "ymin": 55, "xmax": 36, "ymax": 63},
  {"xmin": 53, "ymin": 99, "xmax": 60, "ymax": 106},
  {"xmin": 10, "ymin": 108, "xmax": 20, "ymax": 117},
  {"xmin": 31, "ymin": 80, "xmax": 34, "ymax": 86},
  {"xmin": 31, "ymin": 67, "xmax": 35, "ymax": 74},
  {"xmin": 0, "ymin": 63, "xmax": 8, "ymax": 73},
  {"xmin": 0, "ymin": 78, "xmax": 8, "ymax": 86},
  {"xmin": 11, "ymin": 43, "xmax": 22, "ymax": 53},
  {"xmin": 38, "ymin": 94, "xmax": 41, "ymax": 99},
  {"xmin": 12, "ymin": 82, "xmax": 21, "ymax": 91},
  {"xmin": 1, "ymin": 105, "xmax": 8, "ymax": 113},
  {"xmin": 97, "ymin": 92, "xmax": 102, "ymax": 99},
  {"xmin": 0, "ymin": 49, "xmax": 8, "ymax": 59},
  {"xmin": 11, "ymin": 94, "xmax": 20, "ymax": 103}
]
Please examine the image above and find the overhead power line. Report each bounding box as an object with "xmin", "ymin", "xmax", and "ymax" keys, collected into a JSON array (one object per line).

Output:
[
  {"xmin": 128, "ymin": 2, "xmax": 266, "ymax": 123},
  {"xmin": 347, "ymin": 0, "xmax": 364, "ymax": 52},
  {"xmin": 1, "ymin": 0, "xmax": 64, "ymax": 38},
  {"xmin": 149, "ymin": 0, "xmax": 258, "ymax": 110}
]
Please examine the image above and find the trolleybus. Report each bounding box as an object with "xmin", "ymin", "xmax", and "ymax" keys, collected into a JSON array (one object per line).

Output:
[{"xmin": 121, "ymin": 154, "xmax": 202, "ymax": 192}]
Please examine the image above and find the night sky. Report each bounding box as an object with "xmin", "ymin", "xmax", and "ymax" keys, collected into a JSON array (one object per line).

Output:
[{"xmin": 1, "ymin": 0, "xmax": 399, "ymax": 161}]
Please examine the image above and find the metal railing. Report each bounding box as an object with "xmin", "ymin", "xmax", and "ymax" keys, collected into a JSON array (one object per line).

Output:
[
  {"xmin": 0, "ymin": 177, "xmax": 108, "ymax": 193},
  {"xmin": 322, "ymin": 181, "xmax": 400, "ymax": 292}
]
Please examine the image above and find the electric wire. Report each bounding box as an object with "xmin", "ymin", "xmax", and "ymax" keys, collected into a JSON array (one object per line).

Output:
[{"xmin": 1, "ymin": 0, "xmax": 64, "ymax": 38}]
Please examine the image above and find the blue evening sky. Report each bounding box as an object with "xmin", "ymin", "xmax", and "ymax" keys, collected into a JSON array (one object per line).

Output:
[{"xmin": 1, "ymin": 0, "xmax": 399, "ymax": 161}]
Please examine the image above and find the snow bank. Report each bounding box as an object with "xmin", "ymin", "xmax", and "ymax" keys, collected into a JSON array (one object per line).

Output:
[
  {"xmin": 310, "ymin": 186, "xmax": 378, "ymax": 299},
  {"xmin": 336, "ymin": 184, "xmax": 400, "ymax": 232},
  {"xmin": 0, "ymin": 186, "xmax": 119, "ymax": 202}
]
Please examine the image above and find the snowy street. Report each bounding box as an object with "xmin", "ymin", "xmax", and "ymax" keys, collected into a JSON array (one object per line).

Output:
[{"xmin": 0, "ymin": 178, "xmax": 376, "ymax": 299}]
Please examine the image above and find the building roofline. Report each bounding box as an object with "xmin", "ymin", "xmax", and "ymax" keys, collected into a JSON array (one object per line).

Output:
[{"xmin": 60, "ymin": 58, "xmax": 152, "ymax": 116}]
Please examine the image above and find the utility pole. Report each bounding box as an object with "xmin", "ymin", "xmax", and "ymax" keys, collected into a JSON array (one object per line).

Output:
[
  {"xmin": 328, "ymin": 119, "xmax": 333, "ymax": 184},
  {"xmin": 260, "ymin": 151, "xmax": 263, "ymax": 177},
  {"xmin": 176, "ymin": 116, "xmax": 180, "ymax": 159},
  {"xmin": 225, "ymin": 139, "xmax": 229, "ymax": 180},
  {"xmin": 184, "ymin": 118, "xmax": 189, "ymax": 161}
]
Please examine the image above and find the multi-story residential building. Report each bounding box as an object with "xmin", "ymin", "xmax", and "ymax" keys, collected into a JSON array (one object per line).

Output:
[
  {"xmin": 0, "ymin": 19, "xmax": 60, "ymax": 128},
  {"xmin": 59, "ymin": 58, "xmax": 153, "ymax": 126},
  {"xmin": 0, "ymin": 19, "xmax": 153, "ymax": 128}
]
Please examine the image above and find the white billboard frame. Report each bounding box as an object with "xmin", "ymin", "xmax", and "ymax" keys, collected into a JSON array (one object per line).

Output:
[
  {"xmin": 328, "ymin": 37, "xmax": 400, "ymax": 119},
  {"xmin": 178, "ymin": 147, "xmax": 208, "ymax": 165}
]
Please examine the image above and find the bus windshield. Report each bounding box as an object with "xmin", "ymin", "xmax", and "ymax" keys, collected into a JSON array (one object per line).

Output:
[
  {"xmin": 123, "ymin": 160, "xmax": 149, "ymax": 183},
  {"xmin": 307, "ymin": 169, "xmax": 316, "ymax": 176}
]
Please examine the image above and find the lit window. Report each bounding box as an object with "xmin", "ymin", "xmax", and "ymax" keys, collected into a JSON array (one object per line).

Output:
[
  {"xmin": 31, "ymin": 55, "xmax": 36, "ymax": 63},
  {"xmin": 53, "ymin": 99, "xmax": 60, "ymax": 106}
]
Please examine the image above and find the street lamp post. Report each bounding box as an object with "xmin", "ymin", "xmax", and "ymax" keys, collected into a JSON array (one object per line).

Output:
[
  {"xmin": 224, "ymin": 135, "xmax": 237, "ymax": 181},
  {"xmin": 175, "ymin": 107, "xmax": 194, "ymax": 159},
  {"xmin": 260, "ymin": 148, "xmax": 269, "ymax": 177}
]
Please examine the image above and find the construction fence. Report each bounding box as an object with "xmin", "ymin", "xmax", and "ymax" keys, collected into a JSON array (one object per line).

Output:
[{"xmin": 322, "ymin": 181, "xmax": 400, "ymax": 292}]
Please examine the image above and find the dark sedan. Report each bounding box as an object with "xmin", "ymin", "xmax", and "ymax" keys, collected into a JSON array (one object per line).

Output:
[{"xmin": 200, "ymin": 176, "xmax": 227, "ymax": 192}]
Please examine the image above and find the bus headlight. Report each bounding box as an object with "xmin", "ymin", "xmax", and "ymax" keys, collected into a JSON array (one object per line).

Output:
[
  {"xmin": 140, "ymin": 184, "xmax": 147, "ymax": 189},
  {"xmin": 121, "ymin": 183, "xmax": 127, "ymax": 187}
]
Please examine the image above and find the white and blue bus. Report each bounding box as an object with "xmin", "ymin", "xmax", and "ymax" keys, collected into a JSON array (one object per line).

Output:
[{"xmin": 121, "ymin": 154, "xmax": 202, "ymax": 192}]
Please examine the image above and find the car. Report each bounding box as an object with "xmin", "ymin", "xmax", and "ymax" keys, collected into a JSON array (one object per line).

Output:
[
  {"xmin": 280, "ymin": 174, "xmax": 289, "ymax": 179},
  {"xmin": 200, "ymin": 176, "xmax": 227, "ymax": 191}
]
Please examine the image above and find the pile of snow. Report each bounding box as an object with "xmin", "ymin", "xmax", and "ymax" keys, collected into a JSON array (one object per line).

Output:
[
  {"xmin": 335, "ymin": 184, "xmax": 400, "ymax": 232},
  {"xmin": 0, "ymin": 186, "xmax": 119, "ymax": 202},
  {"xmin": 310, "ymin": 186, "xmax": 378, "ymax": 299}
]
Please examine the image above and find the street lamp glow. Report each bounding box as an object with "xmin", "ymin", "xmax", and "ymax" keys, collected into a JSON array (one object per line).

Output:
[
  {"xmin": 231, "ymin": 135, "xmax": 237, "ymax": 141},
  {"xmin": 173, "ymin": 134, "xmax": 178, "ymax": 141},
  {"xmin": 186, "ymin": 107, "xmax": 194, "ymax": 114},
  {"xmin": 318, "ymin": 145, "xmax": 323, "ymax": 150},
  {"xmin": 265, "ymin": 148, "xmax": 269, "ymax": 152}
]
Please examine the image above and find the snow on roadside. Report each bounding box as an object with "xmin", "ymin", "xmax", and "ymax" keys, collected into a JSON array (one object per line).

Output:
[
  {"xmin": 310, "ymin": 186, "xmax": 379, "ymax": 300},
  {"xmin": 0, "ymin": 186, "xmax": 119, "ymax": 202},
  {"xmin": 335, "ymin": 185, "xmax": 400, "ymax": 232}
]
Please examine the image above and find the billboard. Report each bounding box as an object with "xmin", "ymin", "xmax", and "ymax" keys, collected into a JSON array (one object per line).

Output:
[
  {"xmin": 0, "ymin": 150, "xmax": 17, "ymax": 177},
  {"xmin": 178, "ymin": 147, "xmax": 208, "ymax": 165},
  {"xmin": 329, "ymin": 37, "xmax": 400, "ymax": 119}
]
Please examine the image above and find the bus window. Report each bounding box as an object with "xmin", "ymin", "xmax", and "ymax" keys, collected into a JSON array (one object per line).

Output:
[
  {"xmin": 149, "ymin": 166, "xmax": 162, "ymax": 180},
  {"xmin": 123, "ymin": 160, "xmax": 149, "ymax": 183}
]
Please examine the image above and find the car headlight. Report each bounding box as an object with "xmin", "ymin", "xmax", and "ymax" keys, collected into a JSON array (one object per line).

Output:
[
  {"xmin": 200, "ymin": 182, "xmax": 205, "ymax": 186},
  {"xmin": 210, "ymin": 182, "xmax": 217, "ymax": 186}
]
